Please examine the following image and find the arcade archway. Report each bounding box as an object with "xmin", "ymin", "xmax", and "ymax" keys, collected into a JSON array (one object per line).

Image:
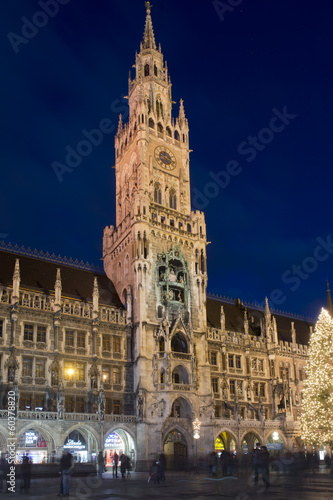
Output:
[
  {"xmin": 215, "ymin": 431, "xmax": 236, "ymax": 454},
  {"xmin": 104, "ymin": 429, "xmax": 135, "ymax": 469},
  {"xmin": 241, "ymin": 431, "xmax": 261, "ymax": 455}
]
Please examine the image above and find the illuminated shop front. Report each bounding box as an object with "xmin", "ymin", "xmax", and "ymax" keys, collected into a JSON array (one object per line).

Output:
[
  {"xmin": 104, "ymin": 431, "xmax": 124, "ymax": 466},
  {"xmin": 63, "ymin": 431, "xmax": 88, "ymax": 462},
  {"xmin": 17, "ymin": 430, "xmax": 48, "ymax": 463}
]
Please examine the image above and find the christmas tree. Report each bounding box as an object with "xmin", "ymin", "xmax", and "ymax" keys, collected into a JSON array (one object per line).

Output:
[{"xmin": 301, "ymin": 308, "xmax": 333, "ymax": 446}]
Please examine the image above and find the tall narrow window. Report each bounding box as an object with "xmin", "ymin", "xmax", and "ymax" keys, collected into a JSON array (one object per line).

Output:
[
  {"xmin": 144, "ymin": 64, "xmax": 149, "ymax": 76},
  {"xmin": 24, "ymin": 324, "xmax": 34, "ymax": 341},
  {"xmin": 169, "ymin": 189, "xmax": 177, "ymax": 210},
  {"xmin": 154, "ymin": 183, "xmax": 162, "ymax": 204}
]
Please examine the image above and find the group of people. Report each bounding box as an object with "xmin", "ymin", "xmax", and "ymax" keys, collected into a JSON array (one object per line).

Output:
[
  {"xmin": 208, "ymin": 450, "xmax": 237, "ymax": 477},
  {"xmin": 97, "ymin": 451, "xmax": 132, "ymax": 480}
]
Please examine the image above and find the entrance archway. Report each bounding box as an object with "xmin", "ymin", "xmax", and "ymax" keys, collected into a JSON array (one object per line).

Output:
[
  {"xmin": 163, "ymin": 430, "xmax": 187, "ymax": 470},
  {"xmin": 266, "ymin": 431, "xmax": 285, "ymax": 453},
  {"xmin": 104, "ymin": 429, "xmax": 136, "ymax": 470},
  {"xmin": 17, "ymin": 429, "xmax": 48, "ymax": 463},
  {"xmin": 215, "ymin": 431, "xmax": 236, "ymax": 454},
  {"xmin": 241, "ymin": 432, "xmax": 261, "ymax": 455},
  {"xmin": 63, "ymin": 427, "xmax": 99, "ymax": 463}
]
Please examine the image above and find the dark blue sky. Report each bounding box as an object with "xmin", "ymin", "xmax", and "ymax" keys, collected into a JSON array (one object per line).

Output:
[{"xmin": 1, "ymin": 0, "xmax": 333, "ymax": 319}]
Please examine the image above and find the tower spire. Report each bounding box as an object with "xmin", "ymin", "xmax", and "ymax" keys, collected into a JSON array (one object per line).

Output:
[
  {"xmin": 326, "ymin": 280, "xmax": 333, "ymax": 316},
  {"xmin": 143, "ymin": 2, "xmax": 157, "ymax": 50}
]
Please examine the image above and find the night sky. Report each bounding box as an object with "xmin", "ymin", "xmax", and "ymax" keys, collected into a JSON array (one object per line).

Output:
[{"xmin": 1, "ymin": 0, "xmax": 333, "ymax": 319}]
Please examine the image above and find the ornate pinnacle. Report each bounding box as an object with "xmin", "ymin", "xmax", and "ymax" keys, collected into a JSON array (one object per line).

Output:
[
  {"xmin": 145, "ymin": 1, "xmax": 152, "ymax": 13},
  {"xmin": 143, "ymin": 1, "xmax": 156, "ymax": 50}
]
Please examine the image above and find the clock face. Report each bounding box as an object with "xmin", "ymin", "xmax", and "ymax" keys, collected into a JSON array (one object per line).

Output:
[{"xmin": 154, "ymin": 146, "xmax": 176, "ymax": 170}]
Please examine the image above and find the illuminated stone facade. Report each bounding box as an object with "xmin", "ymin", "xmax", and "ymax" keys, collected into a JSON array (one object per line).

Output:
[{"xmin": 0, "ymin": 4, "xmax": 312, "ymax": 470}]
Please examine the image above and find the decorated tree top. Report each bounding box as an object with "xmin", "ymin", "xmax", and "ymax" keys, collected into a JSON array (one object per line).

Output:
[{"xmin": 301, "ymin": 308, "xmax": 333, "ymax": 446}]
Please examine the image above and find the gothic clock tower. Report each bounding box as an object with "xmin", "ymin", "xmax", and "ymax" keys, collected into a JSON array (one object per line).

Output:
[{"xmin": 103, "ymin": 2, "xmax": 213, "ymax": 469}]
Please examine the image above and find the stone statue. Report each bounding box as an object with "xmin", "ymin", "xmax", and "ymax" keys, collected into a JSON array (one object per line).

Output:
[
  {"xmin": 57, "ymin": 382, "xmax": 65, "ymax": 419},
  {"xmin": 98, "ymin": 388, "xmax": 105, "ymax": 420}
]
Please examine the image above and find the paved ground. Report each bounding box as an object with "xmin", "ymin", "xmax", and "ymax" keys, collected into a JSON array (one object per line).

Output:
[{"xmin": 1, "ymin": 469, "xmax": 332, "ymax": 499}]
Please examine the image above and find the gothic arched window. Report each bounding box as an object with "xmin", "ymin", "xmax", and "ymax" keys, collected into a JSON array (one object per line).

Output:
[
  {"xmin": 166, "ymin": 127, "xmax": 172, "ymax": 137},
  {"xmin": 154, "ymin": 64, "xmax": 158, "ymax": 76},
  {"xmin": 169, "ymin": 189, "xmax": 177, "ymax": 210},
  {"xmin": 149, "ymin": 118, "xmax": 155, "ymax": 129},
  {"xmin": 171, "ymin": 332, "xmax": 188, "ymax": 353},
  {"xmin": 174, "ymin": 130, "xmax": 180, "ymax": 141},
  {"xmin": 154, "ymin": 183, "xmax": 162, "ymax": 204},
  {"xmin": 144, "ymin": 64, "xmax": 149, "ymax": 76},
  {"xmin": 157, "ymin": 122, "xmax": 163, "ymax": 134}
]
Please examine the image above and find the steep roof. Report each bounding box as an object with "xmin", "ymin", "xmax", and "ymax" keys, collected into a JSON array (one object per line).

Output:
[
  {"xmin": 207, "ymin": 297, "xmax": 313, "ymax": 346},
  {"xmin": 0, "ymin": 249, "xmax": 122, "ymax": 308}
]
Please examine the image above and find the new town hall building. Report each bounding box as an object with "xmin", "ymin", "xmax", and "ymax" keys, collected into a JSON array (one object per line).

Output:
[{"xmin": 0, "ymin": 4, "xmax": 315, "ymax": 470}]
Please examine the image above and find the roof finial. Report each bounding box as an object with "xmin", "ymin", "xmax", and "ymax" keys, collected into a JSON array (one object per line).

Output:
[{"xmin": 143, "ymin": 1, "xmax": 156, "ymax": 50}]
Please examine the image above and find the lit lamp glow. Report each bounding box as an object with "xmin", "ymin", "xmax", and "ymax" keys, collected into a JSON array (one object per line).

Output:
[
  {"xmin": 68, "ymin": 368, "xmax": 74, "ymax": 378},
  {"xmin": 192, "ymin": 418, "xmax": 201, "ymax": 439},
  {"xmin": 273, "ymin": 432, "xmax": 279, "ymax": 441}
]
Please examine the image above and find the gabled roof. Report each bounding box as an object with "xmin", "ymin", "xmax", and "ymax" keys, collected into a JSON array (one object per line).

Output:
[
  {"xmin": 0, "ymin": 249, "xmax": 122, "ymax": 308},
  {"xmin": 206, "ymin": 297, "xmax": 313, "ymax": 346}
]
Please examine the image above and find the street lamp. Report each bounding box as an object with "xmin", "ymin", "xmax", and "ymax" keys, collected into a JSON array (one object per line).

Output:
[{"xmin": 192, "ymin": 418, "xmax": 201, "ymax": 465}]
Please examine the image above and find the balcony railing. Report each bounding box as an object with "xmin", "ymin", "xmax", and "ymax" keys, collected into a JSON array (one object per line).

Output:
[
  {"xmin": 0, "ymin": 287, "xmax": 127, "ymax": 325},
  {"xmin": 0, "ymin": 410, "xmax": 137, "ymax": 423}
]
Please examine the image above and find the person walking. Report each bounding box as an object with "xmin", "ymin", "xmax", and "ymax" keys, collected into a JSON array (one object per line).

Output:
[
  {"xmin": 159, "ymin": 453, "xmax": 166, "ymax": 482},
  {"xmin": 97, "ymin": 451, "xmax": 105, "ymax": 479},
  {"xmin": 260, "ymin": 446, "xmax": 270, "ymax": 488},
  {"xmin": 119, "ymin": 453, "xmax": 128, "ymax": 479},
  {"xmin": 21, "ymin": 455, "xmax": 31, "ymax": 493},
  {"xmin": 58, "ymin": 451, "xmax": 73, "ymax": 497},
  {"xmin": 251, "ymin": 443, "xmax": 261, "ymax": 485},
  {"xmin": 113, "ymin": 452, "xmax": 119, "ymax": 478}
]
